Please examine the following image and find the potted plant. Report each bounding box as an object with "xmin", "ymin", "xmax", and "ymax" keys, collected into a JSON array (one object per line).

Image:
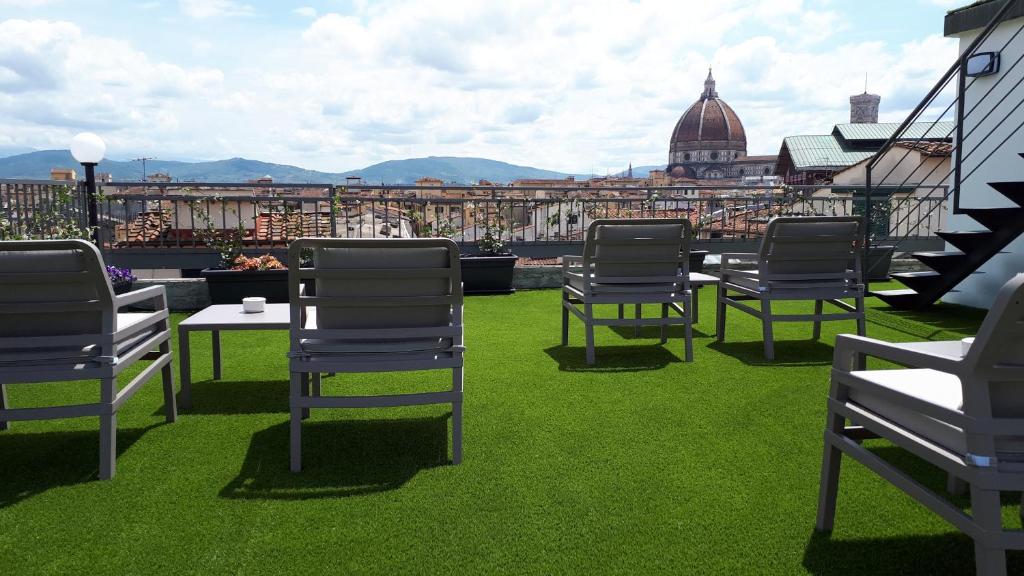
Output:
[
  {"xmin": 461, "ymin": 223, "xmax": 517, "ymax": 295},
  {"xmin": 201, "ymin": 253, "xmax": 291, "ymax": 304},
  {"xmin": 106, "ymin": 265, "xmax": 137, "ymax": 295},
  {"xmin": 187, "ymin": 199, "xmax": 287, "ymax": 304}
]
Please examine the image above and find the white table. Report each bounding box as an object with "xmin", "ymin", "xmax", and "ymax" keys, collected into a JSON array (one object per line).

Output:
[
  {"xmin": 178, "ymin": 304, "xmax": 291, "ymax": 409},
  {"xmin": 689, "ymin": 272, "xmax": 720, "ymax": 327}
]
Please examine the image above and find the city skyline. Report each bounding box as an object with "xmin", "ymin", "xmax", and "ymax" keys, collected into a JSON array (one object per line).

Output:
[{"xmin": 1, "ymin": 0, "xmax": 964, "ymax": 174}]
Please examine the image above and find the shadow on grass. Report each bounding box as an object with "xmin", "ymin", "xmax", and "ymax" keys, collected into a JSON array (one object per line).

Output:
[
  {"xmin": 543, "ymin": 344, "xmax": 683, "ymax": 372},
  {"xmin": 802, "ymin": 531, "xmax": 985, "ymax": 575},
  {"xmin": 0, "ymin": 426, "xmax": 152, "ymax": 508},
  {"xmin": 865, "ymin": 303, "xmax": 985, "ymax": 342},
  {"xmin": 608, "ymin": 325, "xmax": 714, "ymax": 340},
  {"xmin": 220, "ymin": 415, "xmax": 450, "ymax": 500},
  {"xmin": 707, "ymin": 339, "xmax": 836, "ymax": 366},
  {"xmin": 173, "ymin": 379, "xmax": 289, "ymax": 415}
]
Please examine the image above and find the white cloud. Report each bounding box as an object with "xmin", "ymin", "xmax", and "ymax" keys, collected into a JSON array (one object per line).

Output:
[
  {"xmin": 0, "ymin": 1, "xmax": 961, "ymax": 174},
  {"xmin": 178, "ymin": 0, "xmax": 253, "ymax": 19},
  {"xmin": 293, "ymin": 6, "xmax": 317, "ymax": 18}
]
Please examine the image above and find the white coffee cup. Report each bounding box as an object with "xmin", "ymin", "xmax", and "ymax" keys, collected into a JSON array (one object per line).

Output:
[
  {"xmin": 961, "ymin": 337, "xmax": 975, "ymax": 356},
  {"xmin": 243, "ymin": 297, "xmax": 266, "ymax": 313}
]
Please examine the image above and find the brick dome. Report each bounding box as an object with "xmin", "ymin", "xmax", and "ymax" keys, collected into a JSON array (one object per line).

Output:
[{"xmin": 669, "ymin": 69, "xmax": 746, "ymax": 157}]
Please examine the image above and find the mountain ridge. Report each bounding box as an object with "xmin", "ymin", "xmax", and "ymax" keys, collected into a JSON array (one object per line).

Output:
[{"xmin": 0, "ymin": 150, "xmax": 587, "ymax": 185}]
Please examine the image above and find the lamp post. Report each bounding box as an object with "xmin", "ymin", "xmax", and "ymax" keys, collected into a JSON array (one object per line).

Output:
[{"xmin": 70, "ymin": 132, "xmax": 106, "ymax": 244}]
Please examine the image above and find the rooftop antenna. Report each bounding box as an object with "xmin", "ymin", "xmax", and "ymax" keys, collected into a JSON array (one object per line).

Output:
[{"xmin": 133, "ymin": 156, "xmax": 155, "ymax": 181}]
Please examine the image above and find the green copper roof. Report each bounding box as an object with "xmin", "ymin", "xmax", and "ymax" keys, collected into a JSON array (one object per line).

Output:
[
  {"xmin": 833, "ymin": 121, "xmax": 955, "ymax": 142},
  {"xmin": 780, "ymin": 135, "xmax": 875, "ymax": 170}
]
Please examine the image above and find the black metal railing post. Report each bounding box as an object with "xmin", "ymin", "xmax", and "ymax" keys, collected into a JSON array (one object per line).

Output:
[
  {"xmin": 864, "ymin": 167, "xmax": 873, "ymax": 291},
  {"xmin": 83, "ymin": 163, "xmax": 99, "ymax": 244},
  {"xmin": 953, "ymin": 51, "xmax": 967, "ymax": 214}
]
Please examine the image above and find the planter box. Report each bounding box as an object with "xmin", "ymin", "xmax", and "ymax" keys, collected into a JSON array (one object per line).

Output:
[
  {"xmin": 201, "ymin": 268, "xmax": 290, "ymax": 304},
  {"xmin": 866, "ymin": 245, "xmax": 895, "ymax": 282},
  {"xmin": 689, "ymin": 250, "xmax": 709, "ymax": 274},
  {"xmin": 461, "ymin": 254, "xmax": 517, "ymax": 295}
]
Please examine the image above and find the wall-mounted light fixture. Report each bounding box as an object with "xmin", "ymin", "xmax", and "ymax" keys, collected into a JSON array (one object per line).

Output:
[{"xmin": 965, "ymin": 51, "xmax": 1000, "ymax": 77}]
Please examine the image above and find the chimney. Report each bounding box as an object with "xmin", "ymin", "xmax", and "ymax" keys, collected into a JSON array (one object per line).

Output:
[
  {"xmin": 50, "ymin": 167, "xmax": 77, "ymax": 181},
  {"xmin": 850, "ymin": 92, "xmax": 880, "ymax": 124}
]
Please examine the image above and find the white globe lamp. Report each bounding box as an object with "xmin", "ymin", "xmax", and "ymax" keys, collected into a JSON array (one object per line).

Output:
[
  {"xmin": 70, "ymin": 132, "xmax": 106, "ymax": 165},
  {"xmin": 70, "ymin": 132, "xmax": 105, "ymax": 243}
]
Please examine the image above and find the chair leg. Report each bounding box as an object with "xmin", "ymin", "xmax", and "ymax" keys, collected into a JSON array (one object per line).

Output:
[
  {"xmin": 618, "ymin": 303, "xmax": 624, "ymax": 319},
  {"xmin": 451, "ymin": 366, "xmax": 464, "ymax": 465},
  {"xmin": 684, "ymin": 310, "xmax": 694, "ymax": 363},
  {"xmin": 289, "ymin": 372, "xmax": 303, "ymax": 473},
  {"xmin": 300, "ymin": 372, "xmax": 310, "ymax": 420},
  {"xmin": 716, "ymin": 285, "xmax": 727, "ymax": 342},
  {"xmin": 99, "ymin": 376, "xmax": 117, "ymax": 480},
  {"xmin": 970, "ymin": 486, "xmax": 1007, "ymax": 575},
  {"xmin": 634, "ymin": 303, "xmax": 642, "ymax": 338},
  {"xmin": 0, "ymin": 384, "xmax": 8, "ymax": 431},
  {"xmin": 584, "ymin": 303, "xmax": 596, "ymax": 365},
  {"xmin": 812, "ymin": 300, "xmax": 823, "ymax": 340},
  {"xmin": 762, "ymin": 299, "xmax": 775, "ymax": 361},
  {"xmin": 660, "ymin": 303, "xmax": 668, "ymax": 344},
  {"xmin": 561, "ymin": 292, "xmax": 570, "ymax": 346},
  {"xmin": 816, "ymin": 411, "xmax": 845, "ymax": 532},
  {"xmin": 855, "ymin": 296, "xmax": 866, "ymax": 336},
  {"xmin": 159, "ymin": 341, "xmax": 177, "ymax": 424},
  {"xmin": 312, "ymin": 372, "xmax": 322, "ymax": 398}
]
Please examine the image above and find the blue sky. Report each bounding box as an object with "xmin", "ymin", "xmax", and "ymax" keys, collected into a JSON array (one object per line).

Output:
[{"xmin": 0, "ymin": 0, "xmax": 968, "ymax": 173}]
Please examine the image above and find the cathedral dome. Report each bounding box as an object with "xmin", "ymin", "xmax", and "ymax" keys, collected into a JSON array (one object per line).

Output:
[{"xmin": 668, "ymin": 69, "xmax": 746, "ymax": 164}]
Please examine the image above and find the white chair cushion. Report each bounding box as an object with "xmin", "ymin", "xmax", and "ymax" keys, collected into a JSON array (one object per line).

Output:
[
  {"xmin": 848, "ymin": 368, "xmax": 1024, "ymax": 459},
  {"xmin": 0, "ymin": 312, "xmax": 160, "ymax": 367}
]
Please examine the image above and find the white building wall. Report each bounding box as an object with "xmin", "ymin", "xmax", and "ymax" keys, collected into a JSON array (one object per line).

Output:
[{"xmin": 945, "ymin": 15, "xmax": 1024, "ymax": 308}]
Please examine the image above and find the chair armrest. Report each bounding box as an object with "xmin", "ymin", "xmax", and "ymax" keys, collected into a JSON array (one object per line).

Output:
[
  {"xmin": 115, "ymin": 285, "xmax": 168, "ymax": 311},
  {"xmin": 833, "ymin": 334, "xmax": 962, "ymax": 374},
  {"xmin": 562, "ymin": 255, "xmax": 584, "ymax": 274}
]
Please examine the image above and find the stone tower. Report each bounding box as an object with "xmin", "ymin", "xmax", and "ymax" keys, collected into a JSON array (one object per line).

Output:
[{"xmin": 850, "ymin": 92, "xmax": 880, "ymax": 124}]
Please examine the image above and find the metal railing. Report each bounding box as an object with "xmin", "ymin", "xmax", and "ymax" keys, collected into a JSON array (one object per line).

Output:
[
  {"xmin": 1, "ymin": 180, "xmax": 948, "ymax": 267},
  {"xmin": 0, "ymin": 179, "xmax": 88, "ymax": 240},
  {"xmin": 0, "ymin": 181, "xmax": 934, "ymax": 268},
  {"xmin": 864, "ymin": 0, "xmax": 1024, "ymax": 287}
]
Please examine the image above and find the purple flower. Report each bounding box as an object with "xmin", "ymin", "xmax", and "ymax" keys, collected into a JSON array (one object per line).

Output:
[{"xmin": 106, "ymin": 265, "xmax": 137, "ymax": 283}]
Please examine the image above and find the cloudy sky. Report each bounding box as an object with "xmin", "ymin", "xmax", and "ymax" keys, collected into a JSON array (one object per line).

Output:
[{"xmin": 0, "ymin": 0, "xmax": 966, "ymax": 173}]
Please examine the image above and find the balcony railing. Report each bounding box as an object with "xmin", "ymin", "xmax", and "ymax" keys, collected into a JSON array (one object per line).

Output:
[{"xmin": 1, "ymin": 179, "xmax": 946, "ymax": 267}]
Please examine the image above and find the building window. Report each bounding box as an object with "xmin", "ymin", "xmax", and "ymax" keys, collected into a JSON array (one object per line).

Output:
[
  {"xmin": 763, "ymin": 167, "xmax": 770, "ymax": 175},
  {"xmin": 683, "ymin": 153, "xmax": 690, "ymax": 161},
  {"xmin": 710, "ymin": 151, "xmax": 719, "ymax": 160},
  {"xmin": 739, "ymin": 169, "xmax": 745, "ymax": 175}
]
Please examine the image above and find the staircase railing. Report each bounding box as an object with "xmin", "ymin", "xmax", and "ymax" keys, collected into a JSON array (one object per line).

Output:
[{"xmin": 864, "ymin": 0, "xmax": 1024, "ymax": 290}]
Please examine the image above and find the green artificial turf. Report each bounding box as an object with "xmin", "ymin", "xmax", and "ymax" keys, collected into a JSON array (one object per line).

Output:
[{"xmin": 0, "ymin": 286, "xmax": 1016, "ymax": 575}]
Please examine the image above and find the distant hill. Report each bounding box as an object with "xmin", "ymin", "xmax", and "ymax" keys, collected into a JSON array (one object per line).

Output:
[{"xmin": 0, "ymin": 151, "xmax": 577, "ymax": 185}]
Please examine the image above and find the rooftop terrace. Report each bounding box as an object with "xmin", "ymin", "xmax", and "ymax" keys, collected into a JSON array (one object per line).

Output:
[{"xmin": 0, "ymin": 285, "xmax": 1014, "ymax": 575}]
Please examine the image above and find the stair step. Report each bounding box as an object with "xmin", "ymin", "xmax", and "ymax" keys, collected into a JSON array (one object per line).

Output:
[
  {"xmin": 891, "ymin": 271, "xmax": 942, "ymax": 293},
  {"xmin": 989, "ymin": 181, "xmax": 1024, "ymax": 207},
  {"xmin": 869, "ymin": 288, "xmax": 926, "ymax": 309},
  {"xmin": 912, "ymin": 251, "xmax": 968, "ymax": 274},
  {"xmin": 962, "ymin": 207, "xmax": 1024, "ymax": 231},
  {"xmin": 935, "ymin": 229, "xmax": 995, "ymax": 252}
]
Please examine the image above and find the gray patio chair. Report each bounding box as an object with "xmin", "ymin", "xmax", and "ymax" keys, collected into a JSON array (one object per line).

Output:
[
  {"xmin": 0, "ymin": 239, "xmax": 176, "ymax": 480},
  {"xmin": 816, "ymin": 274, "xmax": 1024, "ymax": 575},
  {"xmin": 561, "ymin": 218, "xmax": 693, "ymax": 365},
  {"xmin": 716, "ymin": 216, "xmax": 865, "ymax": 360},
  {"xmin": 286, "ymin": 238, "xmax": 464, "ymax": 472}
]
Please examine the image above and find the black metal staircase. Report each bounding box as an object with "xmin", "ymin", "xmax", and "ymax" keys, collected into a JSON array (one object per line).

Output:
[
  {"xmin": 872, "ymin": 158, "xmax": 1024, "ymax": 309},
  {"xmin": 863, "ymin": 0, "xmax": 1024, "ymax": 310}
]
